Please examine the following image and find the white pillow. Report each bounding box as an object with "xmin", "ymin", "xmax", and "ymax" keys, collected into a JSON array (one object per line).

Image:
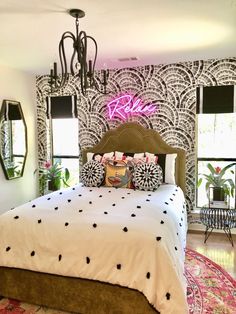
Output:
[
  {"xmin": 145, "ymin": 152, "xmax": 177, "ymax": 185},
  {"xmin": 164, "ymin": 153, "xmax": 177, "ymax": 184}
]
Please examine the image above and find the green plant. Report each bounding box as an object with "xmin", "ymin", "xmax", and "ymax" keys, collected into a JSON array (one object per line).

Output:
[
  {"xmin": 36, "ymin": 161, "xmax": 70, "ymax": 192},
  {"xmin": 197, "ymin": 163, "xmax": 236, "ymax": 198},
  {"xmin": 6, "ymin": 164, "xmax": 21, "ymax": 177}
]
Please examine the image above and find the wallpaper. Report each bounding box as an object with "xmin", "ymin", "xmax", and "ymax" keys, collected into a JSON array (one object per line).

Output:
[{"xmin": 36, "ymin": 57, "xmax": 236, "ymax": 218}]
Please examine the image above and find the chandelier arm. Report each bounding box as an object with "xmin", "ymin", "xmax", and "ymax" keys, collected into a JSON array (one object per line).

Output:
[
  {"xmin": 58, "ymin": 40, "xmax": 68, "ymax": 88},
  {"xmin": 70, "ymin": 49, "xmax": 77, "ymax": 76},
  {"xmin": 61, "ymin": 31, "xmax": 76, "ymax": 40},
  {"xmin": 58, "ymin": 33, "xmax": 77, "ymax": 88},
  {"xmin": 86, "ymin": 36, "xmax": 98, "ymax": 73},
  {"xmin": 85, "ymin": 35, "xmax": 97, "ymax": 88},
  {"xmin": 78, "ymin": 31, "xmax": 86, "ymax": 62},
  {"xmin": 78, "ymin": 31, "xmax": 88, "ymax": 95},
  {"xmin": 86, "ymin": 36, "xmax": 109, "ymax": 94}
]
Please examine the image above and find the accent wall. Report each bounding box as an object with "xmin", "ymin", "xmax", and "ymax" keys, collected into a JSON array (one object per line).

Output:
[{"xmin": 36, "ymin": 57, "xmax": 236, "ymax": 218}]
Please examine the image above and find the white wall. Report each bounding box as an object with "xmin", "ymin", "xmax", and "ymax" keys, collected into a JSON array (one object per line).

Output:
[{"xmin": 0, "ymin": 64, "xmax": 38, "ymax": 214}]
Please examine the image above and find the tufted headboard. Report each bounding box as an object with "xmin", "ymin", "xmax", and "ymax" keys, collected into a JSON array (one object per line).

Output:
[{"xmin": 82, "ymin": 122, "xmax": 186, "ymax": 193}]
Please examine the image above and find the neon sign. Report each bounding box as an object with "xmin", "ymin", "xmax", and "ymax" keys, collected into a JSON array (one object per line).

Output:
[{"xmin": 107, "ymin": 94, "xmax": 157, "ymax": 120}]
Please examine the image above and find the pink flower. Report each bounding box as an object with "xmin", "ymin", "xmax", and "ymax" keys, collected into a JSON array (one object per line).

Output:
[
  {"xmin": 215, "ymin": 167, "xmax": 221, "ymax": 174},
  {"xmin": 44, "ymin": 161, "xmax": 51, "ymax": 169}
]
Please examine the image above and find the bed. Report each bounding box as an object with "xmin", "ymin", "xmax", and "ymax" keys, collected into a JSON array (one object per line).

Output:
[{"xmin": 0, "ymin": 122, "xmax": 187, "ymax": 314}]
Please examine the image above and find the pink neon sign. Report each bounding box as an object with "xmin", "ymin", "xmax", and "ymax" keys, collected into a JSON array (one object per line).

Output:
[{"xmin": 107, "ymin": 94, "xmax": 157, "ymax": 120}]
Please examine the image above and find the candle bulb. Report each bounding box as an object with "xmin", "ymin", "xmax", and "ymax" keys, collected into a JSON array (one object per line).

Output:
[
  {"xmin": 49, "ymin": 69, "xmax": 54, "ymax": 88},
  {"xmin": 53, "ymin": 62, "xmax": 57, "ymax": 79},
  {"xmin": 103, "ymin": 69, "xmax": 107, "ymax": 85},
  {"xmin": 88, "ymin": 60, "xmax": 92, "ymax": 76}
]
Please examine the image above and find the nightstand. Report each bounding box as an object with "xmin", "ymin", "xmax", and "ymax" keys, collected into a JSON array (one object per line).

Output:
[{"xmin": 200, "ymin": 206, "xmax": 236, "ymax": 246}]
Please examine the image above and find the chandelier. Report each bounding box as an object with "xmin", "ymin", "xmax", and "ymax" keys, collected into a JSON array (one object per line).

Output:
[{"xmin": 49, "ymin": 9, "xmax": 109, "ymax": 95}]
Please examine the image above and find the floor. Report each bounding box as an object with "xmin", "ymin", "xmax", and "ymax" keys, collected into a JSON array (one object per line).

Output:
[{"xmin": 187, "ymin": 230, "xmax": 236, "ymax": 279}]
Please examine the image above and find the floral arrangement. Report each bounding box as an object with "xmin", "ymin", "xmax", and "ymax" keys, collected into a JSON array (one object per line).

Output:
[
  {"xmin": 38, "ymin": 161, "xmax": 70, "ymax": 192},
  {"xmin": 197, "ymin": 162, "xmax": 236, "ymax": 198}
]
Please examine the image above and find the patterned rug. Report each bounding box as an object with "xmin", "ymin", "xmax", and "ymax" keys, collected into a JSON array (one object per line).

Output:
[{"xmin": 0, "ymin": 248, "xmax": 235, "ymax": 314}]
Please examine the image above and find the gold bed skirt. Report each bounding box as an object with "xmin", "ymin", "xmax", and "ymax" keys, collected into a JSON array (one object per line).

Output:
[{"xmin": 0, "ymin": 267, "xmax": 158, "ymax": 314}]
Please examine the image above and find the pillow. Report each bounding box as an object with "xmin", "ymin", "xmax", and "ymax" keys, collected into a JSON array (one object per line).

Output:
[
  {"xmin": 104, "ymin": 159, "xmax": 134, "ymax": 188},
  {"xmin": 115, "ymin": 151, "xmax": 146, "ymax": 164},
  {"xmin": 145, "ymin": 152, "xmax": 177, "ymax": 185},
  {"xmin": 81, "ymin": 160, "xmax": 105, "ymax": 187},
  {"xmin": 87, "ymin": 152, "xmax": 115, "ymax": 163},
  {"xmin": 132, "ymin": 163, "xmax": 163, "ymax": 191},
  {"xmin": 145, "ymin": 152, "xmax": 158, "ymax": 163}
]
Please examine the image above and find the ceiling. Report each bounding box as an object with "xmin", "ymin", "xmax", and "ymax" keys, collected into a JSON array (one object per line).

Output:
[{"xmin": 0, "ymin": 0, "xmax": 235, "ymax": 75}]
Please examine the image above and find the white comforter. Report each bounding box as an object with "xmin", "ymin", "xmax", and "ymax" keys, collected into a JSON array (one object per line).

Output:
[{"xmin": 0, "ymin": 184, "xmax": 188, "ymax": 314}]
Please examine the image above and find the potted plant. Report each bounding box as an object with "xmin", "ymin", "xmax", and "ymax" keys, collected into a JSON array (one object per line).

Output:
[
  {"xmin": 37, "ymin": 161, "xmax": 70, "ymax": 193},
  {"xmin": 197, "ymin": 163, "xmax": 236, "ymax": 202}
]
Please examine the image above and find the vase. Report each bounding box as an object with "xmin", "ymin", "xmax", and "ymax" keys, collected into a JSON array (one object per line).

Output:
[
  {"xmin": 212, "ymin": 187, "xmax": 225, "ymax": 201},
  {"xmin": 48, "ymin": 179, "xmax": 60, "ymax": 191}
]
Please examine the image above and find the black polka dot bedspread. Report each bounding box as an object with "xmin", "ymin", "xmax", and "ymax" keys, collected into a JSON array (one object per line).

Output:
[{"xmin": 0, "ymin": 184, "xmax": 188, "ymax": 314}]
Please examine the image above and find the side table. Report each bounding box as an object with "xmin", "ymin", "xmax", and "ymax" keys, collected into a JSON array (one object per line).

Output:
[{"xmin": 200, "ymin": 206, "xmax": 236, "ymax": 246}]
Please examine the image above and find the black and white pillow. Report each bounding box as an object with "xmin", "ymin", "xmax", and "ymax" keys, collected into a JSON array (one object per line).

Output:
[
  {"xmin": 81, "ymin": 160, "xmax": 105, "ymax": 187},
  {"xmin": 132, "ymin": 163, "xmax": 163, "ymax": 191}
]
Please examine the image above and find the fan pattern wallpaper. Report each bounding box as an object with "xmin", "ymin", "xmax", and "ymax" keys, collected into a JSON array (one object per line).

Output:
[{"xmin": 36, "ymin": 57, "xmax": 236, "ymax": 222}]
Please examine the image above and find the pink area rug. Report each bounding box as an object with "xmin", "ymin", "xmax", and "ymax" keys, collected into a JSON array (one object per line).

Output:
[
  {"xmin": 0, "ymin": 248, "xmax": 235, "ymax": 313},
  {"xmin": 186, "ymin": 248, "xmax": 236, "ymax": 314}
]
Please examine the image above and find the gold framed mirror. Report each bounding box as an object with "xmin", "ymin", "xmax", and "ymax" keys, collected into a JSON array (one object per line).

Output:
[{"xmin": 0, "ymin": 100, "xmax": 27, "ymax": 180}]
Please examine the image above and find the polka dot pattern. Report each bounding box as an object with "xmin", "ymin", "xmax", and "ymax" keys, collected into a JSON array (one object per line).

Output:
[
  {"xmin": 0, "ymin": 184, "xmax": 186, "ymax": 313},
  {"xmin": 166, "ymin": 292, "xmax": 171, "ymax": 300}
]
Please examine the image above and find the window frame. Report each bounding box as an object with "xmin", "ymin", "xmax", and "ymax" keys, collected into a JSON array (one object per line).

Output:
[{"xmin": 49, "ymin": 118, "xmax": 80, "ymax": 184}]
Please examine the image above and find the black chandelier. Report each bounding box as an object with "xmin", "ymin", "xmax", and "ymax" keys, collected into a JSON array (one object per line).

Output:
[{"xmin": 49, "ymin": 9, "xmax": 109, "ymax": 95}]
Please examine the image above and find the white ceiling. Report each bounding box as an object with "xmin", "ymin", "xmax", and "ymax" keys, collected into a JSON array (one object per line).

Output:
[{"xmin": 0, "ymin": 0, "xmax": 235, "ymax": 75}]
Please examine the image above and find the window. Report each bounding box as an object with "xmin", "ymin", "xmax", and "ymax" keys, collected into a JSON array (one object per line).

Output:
[
  {"xmin": 196, "ymin": 113, "xmax": 236, "ymax": 208},
  {"xmin": 51, "ymin": 118, "xmax": 79, "ymax": 185},
  {"xmin": 46, "ymin": 95, "xmax": 79, "ymax": 187}
]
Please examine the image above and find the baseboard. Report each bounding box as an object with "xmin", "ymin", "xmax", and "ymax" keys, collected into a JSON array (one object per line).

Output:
[{"xmin": 188, "ymin": 223, "xmax": 236, "ymax": 235}]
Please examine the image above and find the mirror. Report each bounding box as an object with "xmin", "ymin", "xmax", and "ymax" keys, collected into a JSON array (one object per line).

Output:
[{"xmin": 0, "ymin": 100, "xmax": 27, "ymax": 179}]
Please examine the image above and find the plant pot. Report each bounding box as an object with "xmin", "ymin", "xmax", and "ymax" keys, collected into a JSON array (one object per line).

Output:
[
  {"xmin": 213, "ymin": 187, "xmax": 225, "ymax": 201},
  {"xmin": 48, "ymin": 179, "xmax": 61, "ymax": 191}
]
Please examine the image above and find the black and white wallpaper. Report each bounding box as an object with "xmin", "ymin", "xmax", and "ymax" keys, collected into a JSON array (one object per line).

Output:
[{"xmin": 36, "ymin": 57, "xmax": 236, "ymax": 218}]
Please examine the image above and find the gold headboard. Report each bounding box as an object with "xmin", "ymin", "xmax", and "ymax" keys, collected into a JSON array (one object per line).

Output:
[{"xmin": 82, "ymin": 123, "xmax": 186, "ymax": 193}]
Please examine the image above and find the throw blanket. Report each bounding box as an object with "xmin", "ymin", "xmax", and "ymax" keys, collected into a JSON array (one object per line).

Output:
[{"xmin": 0, "ymin": 184, "xmax": 188, "ymax": 313}]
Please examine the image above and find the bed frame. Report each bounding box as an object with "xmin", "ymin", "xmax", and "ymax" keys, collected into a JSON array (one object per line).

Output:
[
  {"xmin": 83, "ymin": 122, "xmax": 186, "ymax": 193},
  {"xmin": 0, "ymin": 122, "xmax": 186, "ymax": 313}
]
